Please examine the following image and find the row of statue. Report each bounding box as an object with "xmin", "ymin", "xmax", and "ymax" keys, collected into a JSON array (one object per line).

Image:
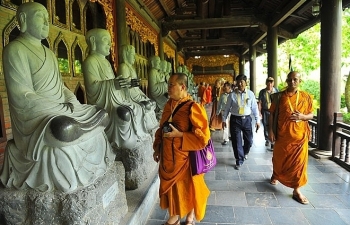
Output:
[{"xmin": 0, "ymin": 2, "xmax": 195, "ymax": 193}]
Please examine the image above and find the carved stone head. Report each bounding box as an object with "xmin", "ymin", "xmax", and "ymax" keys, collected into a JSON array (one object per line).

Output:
[{"xmin": 17, "ymin": 2, "xmax": 49, "ymax": 40}]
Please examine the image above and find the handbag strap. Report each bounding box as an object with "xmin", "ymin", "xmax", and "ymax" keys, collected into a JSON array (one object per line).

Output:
[
  {"xmin": 166, "ymin": 99, "xmax": 192, "ymax": 122},
  {"xmin": 161, "ymin": 99, "xmax": 193, "ymax": 173}
]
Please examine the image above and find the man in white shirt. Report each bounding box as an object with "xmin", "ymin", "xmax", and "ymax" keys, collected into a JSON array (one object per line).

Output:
[
  {"xmin": 217, "ymin": 82, "xmax": 232, "ymax": 145},
  {"xmin": 222, "ymin": 75, "xmax": 260, "ymax": 170}
]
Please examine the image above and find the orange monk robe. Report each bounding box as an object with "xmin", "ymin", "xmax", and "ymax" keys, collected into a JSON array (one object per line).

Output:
[
  {"xmin": 153, "ymin": 95, "xmax": 211, "ymax": 221},
  {"xmin": 205, "ymin": 86, "xmax": 212, "ymax": 103},
  {"xmin": 198, "ymin": 85, "xmax": 205, "ymax": 100},
  {"xmin": 198, "ymin": 85, "xmax": 206, "ymax": 105},
  {"xmin": 209, "ymin": 86, "xmax": 223, "ymax": 130},
  {"xmin": 269, "ymin": 91, "xmax": 313, "ymax": 189}
]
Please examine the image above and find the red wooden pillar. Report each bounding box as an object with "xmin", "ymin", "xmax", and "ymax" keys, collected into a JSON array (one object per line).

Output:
[
  {"xmin": 318, "ymin": 0, "xmax": 342, "ymax": 151},
  {"xmin": 267, "ymin": 26, "xmax": 278, "ymax": 85}
]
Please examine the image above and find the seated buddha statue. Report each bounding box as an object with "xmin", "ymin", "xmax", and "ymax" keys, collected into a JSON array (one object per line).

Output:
[
  {"xmin": 82, "ymin": 28, "xmax": 154, "ymax": 149},
  {"xmin": 117, "ymin": 44, "xmax": 158, "ymax": 130},
  {"xmin": 148, "ymin": 55, "xmax": 168, "ymax": 110},
  {"xmin": 0, "ymin": 2, "xmax": 115, "ymax": 193}
]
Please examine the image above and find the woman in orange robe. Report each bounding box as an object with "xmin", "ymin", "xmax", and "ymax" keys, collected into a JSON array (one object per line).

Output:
[
  {"xmin": 268, "ymin": 71, "xmax": 313, "ymax": 205},
  {"xmin": 153, "ymin": 73, "xmax": 211, "ymax": 225}
]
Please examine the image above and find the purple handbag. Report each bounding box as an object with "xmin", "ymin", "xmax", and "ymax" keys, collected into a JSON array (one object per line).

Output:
[{"xmin": 189, "ymin": 139, "xmax": 217, "ymax": 176}]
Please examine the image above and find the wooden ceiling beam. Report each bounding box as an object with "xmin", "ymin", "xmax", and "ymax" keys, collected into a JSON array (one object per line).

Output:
[
  {"xmin": 185, "ymin": 49, "xmax": 239, "ymax": 57},
  {"xmin": 270, "ymin": 0, "xmax": 307, "ymax": 27},
  {"xmin": 178, "ymin": 38, "xmax": 246, "ymax": 49},
  {"xmin": 158, "ymin": 0, "xmax": 172, "ymax": 16},
  {"xmin": 162, "ymin": 16, "xmax": 259, "ymax": 31}
]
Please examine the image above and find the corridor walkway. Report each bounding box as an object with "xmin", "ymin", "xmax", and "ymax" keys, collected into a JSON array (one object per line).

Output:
[{"xmin": 145, "ymin": 105, "xmax": 350, "ymax": 225}]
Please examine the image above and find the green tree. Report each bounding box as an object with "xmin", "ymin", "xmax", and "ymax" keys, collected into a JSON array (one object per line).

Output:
[{"xmin": 342, "ymin": 9, "xmax": 350, "ymax": 112}]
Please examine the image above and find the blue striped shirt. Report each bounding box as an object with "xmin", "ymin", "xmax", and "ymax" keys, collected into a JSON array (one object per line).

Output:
[{"xmin": 222, "ymin": 89, "xmax": 260, "ymax": 122}]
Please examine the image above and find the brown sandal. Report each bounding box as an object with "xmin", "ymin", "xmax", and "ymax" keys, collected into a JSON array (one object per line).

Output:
[
  {"xmin": 185, "ymin": 220, "xmax": 195, "ymax": 225},
  {"xmin": 270, "ymin": 176, "xmax": 278, "ymax": 185},
  {"xmin": 163, "ymin": 218, "xmax": 180, "ymax": 225},
  {"xmin": 292, "ymin": 192, "xmax": 309, "ymax": 205}
]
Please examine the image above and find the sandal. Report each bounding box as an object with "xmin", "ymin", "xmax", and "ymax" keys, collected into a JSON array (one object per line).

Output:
[
  {"xmin": 270, "ymin": 178, "xmax": 278, "ymax": 185},
  {"xmin": 292, "ymin": 192, "xmax": 309, "ymax": 205},
  {"xmin": 163, "ymin": 217, "xmax": 180, "ymax": 225},
  {"xmin": 185, "ymin": 220, "xmax": 195, "ymax": 225}
]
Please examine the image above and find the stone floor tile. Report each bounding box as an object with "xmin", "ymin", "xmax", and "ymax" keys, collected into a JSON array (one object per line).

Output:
[
  {"xmin": 309, "ymin": 183, "xmax": 350, "ymax": 194},
  {"xmin": 334, "ymin": 208, "xmax": 350, "ymax": 224},
  {"xmin": 301, "ymin": 208, "xmax": 348, "ymax": 225},
  {"xmin": 215, "ymin": 170, "xmax": 240, "ymax": 181},
  {"xmin": 215, "ymin": 191, "xmax": 247, "ymax": 206},
  {"xmin": 314, "ymin": 173, "xmax": 346, "ymax": 183},
  {"xmin": 239, "ymin": 172, "xmax": 266, "ymax": 182},
  {"xmin": 254, "ymin": 181, "xmax": 287, "ymax": 193},
  {"xmin": 335, "ymin": 194, "xmax": 350, "ymax": 208},
  {"xmin": 227, "ymin": 181, "xmax": 258, "ymax": 192},
  {"xmin": 307, "ymin": 193, "xmax": 350, "ymax": 209},
  {"xmin": 266, "ymin": 208, "xmax": 310, "ymax": 225},
  {"xmin": 247, "ymin": 164, "xmax": 273, "ymax": 173},
  {"xmin": 246, "ymin": 192, "xmax": 280, "ymax": 207},
  {"xmin": 200, "ymin": 205, "xmax": 235, "ymax": 223},
  {"xmin": 234, "ymin": 207, "xmax": 272, "ymax": 225},
  {"xmin": 205, "ymin": 180, "xmax": 231, "ymax": 191}
]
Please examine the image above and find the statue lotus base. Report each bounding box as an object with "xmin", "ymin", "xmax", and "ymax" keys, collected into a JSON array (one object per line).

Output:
[{"xmin": 0, "ymin": 161, "xmax": 127, "ymax": 225}]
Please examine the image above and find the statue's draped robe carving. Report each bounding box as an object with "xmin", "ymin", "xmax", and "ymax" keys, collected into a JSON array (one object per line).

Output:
[
  {"xmin": 117, "ymin": 62, "xmax": 158, "ymax": 130},
  {"xmin": 148, "ymin": 67, "xmax": 168, "ymax": 110},
  {"xmin": 0, "ymin": 37, "xmax": 114, "ymax": 192},
  {"xmin": 83, "ymin": 54, "xmax": 151, "ymax": 149}
]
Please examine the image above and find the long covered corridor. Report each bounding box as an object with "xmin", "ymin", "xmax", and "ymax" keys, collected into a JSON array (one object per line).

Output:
[{"xmin": 145, "ymin": 104, "xmax": 350, "ymax": 225}]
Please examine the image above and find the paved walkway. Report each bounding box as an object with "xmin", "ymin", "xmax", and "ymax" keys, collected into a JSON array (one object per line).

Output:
[{"xmin": 145, "ymin": 104, "xmax": 350, "ymax": 225}]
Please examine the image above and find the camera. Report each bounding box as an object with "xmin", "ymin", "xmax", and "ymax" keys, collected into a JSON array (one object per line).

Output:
[{"xmin": 162, "ymin": 122, "xmax": 173, "ymax": 133}]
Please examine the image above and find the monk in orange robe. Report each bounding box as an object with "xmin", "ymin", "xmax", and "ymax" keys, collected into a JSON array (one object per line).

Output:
[
  {"xmin": 198, "ymin": 82, "xmax": 206, "ymax": 106},
  {"xmin": 209, "ymin": 79, "xmax": 224, "ymax": 130},
  {"xmin": 153, "ymin": 73, "xmax": 211, "ymax": 225},
  {"xmin": 205, "ymin": 84, "xmax": 212, "ymax": 104},
  {"xmin": 268, "ymin": 71, "xmax": 313, "ymax": 205}
]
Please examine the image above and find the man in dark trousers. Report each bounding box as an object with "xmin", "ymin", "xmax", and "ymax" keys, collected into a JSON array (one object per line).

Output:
[
  {"xmin": 258, "ymin": 77, "xmax": 278, "ymax": 149},
  {"xmin": 222, "ymin": 75, "xmax": 260, "ymax": 170}
]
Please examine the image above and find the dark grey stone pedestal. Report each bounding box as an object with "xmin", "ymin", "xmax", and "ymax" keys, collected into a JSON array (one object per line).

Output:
[
  {"xmin": 0, "ymin": 161, "xmax": 128, "ymax": 225},
  {"xmin": 116, "ymin": 136, "xmax": 157, "ymax": 190}
]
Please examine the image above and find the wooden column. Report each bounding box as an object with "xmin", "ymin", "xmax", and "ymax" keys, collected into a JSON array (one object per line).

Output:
[
  {"xmin": 239, "ymin": 54, "xmax": 245, "ymax": 75},
  {"xmin": 319, "ymin": 0, "xmax": 342, "ymax": 151},
  {"xmin": 175, "ymin": 49, "xmax": 179, "ymax": 72},
  {"xmin": 267, "ymin": 26, "xmax": 278, "ymax": 85},
  {"xmin": 249, "ymin": 44, "xmax": 256, "ymax": 94},
  {"xmin": 159, "ymin": 34, "xmax": 164, "ymax": 60},
  {"xmin": 115, "ymin": 0, "xmax": 127, "ymax": 65}
]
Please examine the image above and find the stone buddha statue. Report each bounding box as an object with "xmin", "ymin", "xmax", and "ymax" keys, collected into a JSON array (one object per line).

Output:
[
  {"xmin": 148, "ymin": 55, "xmax": 168, "ymax": 111},
  {"xmin": 117, "ymin": 44, "xmax": 158, "ymax": 130},
  {"xmin": 166, "ymin": 61, "xmax": 172, "ymax": 80},
  {"xmin": 159, "ymin": 59, "xmax": 168, "ymax": 81},
  {"xmin": 0, "ymin": 2, "xmax": 115, "ymax": 192},
  {"xmin": 82, "ymin": 29, "xmax": 155, "ymax": 149}
]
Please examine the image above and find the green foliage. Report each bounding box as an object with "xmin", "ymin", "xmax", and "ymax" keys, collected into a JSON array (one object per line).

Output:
[
  {"xmin": 58, "ymin": 58, "xmax": 70, "ymax": 73},
  {"xmin": 280, "ymin": 23, "xmax": 321, "ymax": 76},
  {"xmin": 74, "ymin": 60, "xmax": 82, "ymax": 74},
  {"xmin": 341, "ymin": 94, "xmax": 346, "ymax": 108},
  {"xmin": 343, "ymin": 112, "xmax": 350, "ymax": 124},
  {"xmin": 299, "ymin": 80, "xmax": 320, "ymax": 103}
]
